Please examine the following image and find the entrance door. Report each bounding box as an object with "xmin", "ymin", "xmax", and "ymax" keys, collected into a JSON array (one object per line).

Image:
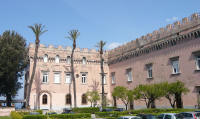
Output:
[{"xmin": 40, "ymin": 93, "xmax": 51, "ymax": 110}]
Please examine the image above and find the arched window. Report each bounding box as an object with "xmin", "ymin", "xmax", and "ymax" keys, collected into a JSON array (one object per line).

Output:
[
  {"xmin": 55, "ymin": 55, "xmax": 59, "ymax": 63},
  {"xmin": 81, "ymin": 94, "xmax": 87, "ymax": 104},
  {"xmin": 44, "ymin": 54, "xmax": 48, "ymax": 63},
  {"xmin": 66, "ymin": 94, "xmax": 71, "ymax": 104},
  {"xmin": 67, "ymin": 56, "xmax": 71, "ymax": 64},
  {"xmin": 42, "ymin": 94, "xmax": 48, "ymax": 104},
  {"xmin": 82, "ymin": 57, "xmax": 86, "ymax": 64}
]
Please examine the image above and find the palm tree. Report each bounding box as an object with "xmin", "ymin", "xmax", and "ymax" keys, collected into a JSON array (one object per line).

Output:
[
  {"xmin": 26, "ymin": 24, "xmax": 47, "ymax": 108},
  {"xmin": 67, "ymin": 30, "xmax": 80, "ymax": 108},
  {"xmin": 96, "ymin": 40, "xmax": 106, "ymax": 107}
]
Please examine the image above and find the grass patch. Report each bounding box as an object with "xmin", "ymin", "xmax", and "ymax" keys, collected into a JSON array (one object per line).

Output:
[{"xmin": 0, "ymin": 116, "xmax": 11, "ymax": 119}]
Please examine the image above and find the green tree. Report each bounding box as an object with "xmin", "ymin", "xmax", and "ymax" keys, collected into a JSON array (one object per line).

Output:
[
  {"xmin": 86, "ymin": 91, "xmax": 100, "ymax": 107},
  {"xmin": 133, "ymin": 83, "xmax": 166, "ymax": 108},
  {"xmin": 67, "ymin": 30, "xmax": 80, "ymax": 108},
  {"xmin": 165, "ymin": 81, "xmax": 189, "ymax": 108},
  {"xmin": 96, "ymin": 40, "xmax": 106, "ymax": 107},
  {"xmin": 0, "ymin": 30, "xmax": 28, "ymax": 106},
  {"xmin": 112, "ymin": 86, "xmax": 134, "ymax": 110},
  {"xmin": 26, "ymin": 24, "xmax": 47, "ymax": 108}
]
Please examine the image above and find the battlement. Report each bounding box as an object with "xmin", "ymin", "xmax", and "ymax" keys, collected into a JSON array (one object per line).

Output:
[
  {"xmin": 29, "ymin": 43, "xmax": 101, "ymax": 54},
  {"xmin": 108, "ymin": 13, "xmax": 200, "ymax": 58}
]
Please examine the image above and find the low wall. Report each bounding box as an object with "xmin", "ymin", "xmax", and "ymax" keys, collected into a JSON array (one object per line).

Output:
[{"xmin": 0, "ymin": 107, "xmax": 15, "ymax": 116}]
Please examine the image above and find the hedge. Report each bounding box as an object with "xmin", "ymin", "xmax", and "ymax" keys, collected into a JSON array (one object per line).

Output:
[
  {"xmin": 35, "ymin": 110, "xmax": 43, "ymax": 114},
  {"xmin": 12, "ymin": 110, "xmax": 43, "ymax": 117},
  {"xmin": 131, "ymin": 108, "xmax": 197, "ymax": 115},
  {"xmin": 102, "ymin": 117, "xmax": 116, "ymax": 119},
  {"xmin": 72, "ymin": 107, "xmax": 99, "ymax": 113},
  {"xmin": 95, "ymin": 111, "xmax": 130, "ymax": 118},
  {"xmin": 10, "ymin": 110, "xmax": 43, "ymax": 119},
  {"xmin": 10, "ymin": 111, "xmax": 23, "ymax": 119},
  {"xmin": 22, "ymin": 115, "xmax": 47, "ymax": 119},
  {"xmin": 49, "ymin": 113, "xmax": 91, "ymax": 119},
  {"xmin": 95, "ymin": 108, "xmax": 198, "ymax": 118}
]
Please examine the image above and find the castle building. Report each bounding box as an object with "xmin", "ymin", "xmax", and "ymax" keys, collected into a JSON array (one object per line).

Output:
[
  {"xmin": 25, "ymin": 45, "xmax": 110, "ymax": 110},
  {"xmin": 25, "ymin": 13, "xmax": 200, "ymax": 110}
]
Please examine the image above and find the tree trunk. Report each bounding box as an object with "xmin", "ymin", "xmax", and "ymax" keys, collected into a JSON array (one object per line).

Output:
[
  {"xmin": 91, "ymin": 102, "xmax": 93, "ymax": 107},
  {"xmin": 94, "ymin": 101, "xmax": 97, "ymax": 107},
  {"xmin": 147, "ymin": 101, "xmax": 151, "ymax": 108},
  {"xmin": 71, "ymin": 46, "xmax": 77, "ymax": 107},
  {"xmin": 69, "ymin": 82, "xmax": 72, "ymax": 108},
  {"xmin": 113, "ymin": 96, "xmax": 117, "ymax": 107},
  {"xmin": 130, "ymin": 99, "xmax": 134, "ymax": 110},
  {"xmin": 175, "ymin": 93, "xmax": 183, "ymax": 108},
  {"xmin": 150, "ymin": 100, "xmax": 156, "ymax": 108},
  {"xmin": 100, "ymin": 53, "xmax": 105, "ymax": 107},
  {"xmin": 144, "ymin": 100, "xmax": 148, "ymax": 108},
  {"xmin": 167, "ymin": 97, "xmax": 176, "ymax": 108},
  {"xmin": 26, "ymin": 39, "xmax": 39, "ymax": 108},
  {"xmin": 166, "ymin": 96, "xmax": 176, "ymax": 108},
  {"xmin": 6, "ymin": 93, "xmax": 12, "ymax": 107},
  {"xmin": 125, "ymin": 104, "xmax": 128, "ymax": 110}
]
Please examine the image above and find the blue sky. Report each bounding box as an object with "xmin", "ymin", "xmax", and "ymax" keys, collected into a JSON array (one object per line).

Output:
[
  {"xmin": 0, "ymin": 0, "xmax": 200, "ymax": 50},
  {"xmin": 0, "ymin": 0, "xmax": 200, "ymax": 101}
]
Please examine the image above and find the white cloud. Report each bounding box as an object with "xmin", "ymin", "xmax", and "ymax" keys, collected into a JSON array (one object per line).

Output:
[
  {"xmin": 166, "ymin": 16, "xmax": 178, "ymax": 22},
  {"xmin": 107, "ymin": 42, "xmax": 121, "ymax": 50}
]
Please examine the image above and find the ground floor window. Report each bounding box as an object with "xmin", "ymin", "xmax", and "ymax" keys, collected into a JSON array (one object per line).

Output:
[
  {"xmin": 82, "ymin": 94, "xmax": 87, "ymax": 104},
  {"xmin": 66, "ymin": 94, "xmax": 71, "ymax": 105},
  {"xmin": 42, "ymin": 94, "xmax": 48, "ymax": 104}
]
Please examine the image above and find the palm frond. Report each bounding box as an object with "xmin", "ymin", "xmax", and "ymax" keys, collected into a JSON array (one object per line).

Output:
[
  {"xmin": 96, "ymin": 40, "xmax": 106, "ymax": 50},
  {"xmin": 67, "ymin": 29, "xmax": 80, "ymax": 41},
  {"xmin": 28, "ymin": 26, "xmax": 36, "ymax": 35},
  {"xmin": 28, "ymin": 24, "xmax": 47, "ymax": 38}
]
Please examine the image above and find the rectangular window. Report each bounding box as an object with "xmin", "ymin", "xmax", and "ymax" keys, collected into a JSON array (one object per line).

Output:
[
  {"xmin": 103, "ymin": 75, "xmax": 106, "ymax": 84},
  {"xmin": 54, "ymin": 73, "xmax": 60, "ymax": 83},
  {"xmin": 196, "ymin": 56, "xmax": 200, "ymax": 70},
  {"xmin": 67, "ymin": 56, "xmax": 71, "ymax": 64},
  {"xmin": 65, "ymin": 73, "xmax": 71, "ymax": 84},
  {"xmin": 81, "ymin": 73, "xmax": 87, "ymax": 84},
  {"xmin": 111, "ymin": 72, "xmax": 116, "ymax": 84},
  {"xmin": 171, "ymin": 58, "xmax": 179, "ymax": 74},
  {"xmin": 126, "ymin": 68, "xmax": 132, "ymax": 82},
  {"xmin": 82, "ymin": 57, "xmax": 86, "ymax": 64},
  {"xmin": 146, "ymin": 64, "xmax": 153, "ymax": 78},
  {"xmin": 42, "ymin": 72, "xmax": 48, "ymax": 83}
]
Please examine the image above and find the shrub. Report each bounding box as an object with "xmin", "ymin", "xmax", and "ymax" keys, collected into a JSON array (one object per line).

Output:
[
  {"xmin": 75, "ymin": 118, "xmax": 91, "ymax": 119},
  {"xmin": 17, "ymin": 112, "xmax": 29, "ymax": 116},
  {"xmin": 103, "ymin": 107, "xmax": 117, "ymax": 109},
  {"xmin": 22, "ymin": 115, "xmax": 47, "ymax": 119},
  {"xmin": 102, "ymin": 117, "xmax": 116, "ymax": 119},
  {"xmin": 72, "ymin": 107, "xmax": 99, "ymax": 113},
  {"xmin": 35, "ymin": 110, "xmax": 43, "ymax": 114},
  {"xmin": 10, "ymin": 111, "xmax": 22, "ymax": 119},
  {"xmin": 49, "ymin": 113, "xmax": 91, "ymax": 119},
  {"xmin": 95, "ymin": 111, "xmax": 130, "ymax": 118}
]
